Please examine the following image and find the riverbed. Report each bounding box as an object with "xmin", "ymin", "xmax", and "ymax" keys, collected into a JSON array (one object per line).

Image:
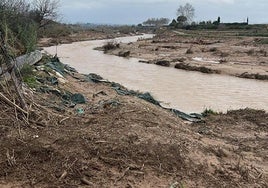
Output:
[{"xmin": 44, "ymin": 35, "xmax": 268, "ymax": 113}]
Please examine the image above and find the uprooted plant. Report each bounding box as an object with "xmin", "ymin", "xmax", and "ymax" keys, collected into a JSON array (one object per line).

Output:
[{"xmin": 102, "ymin": 40, "xmax": 120, "ymax": 52}]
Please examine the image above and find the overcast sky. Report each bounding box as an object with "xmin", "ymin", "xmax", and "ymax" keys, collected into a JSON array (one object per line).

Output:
[{"xmin": 59, "ymin": 0, "xmax": 268, "ymax": 25}]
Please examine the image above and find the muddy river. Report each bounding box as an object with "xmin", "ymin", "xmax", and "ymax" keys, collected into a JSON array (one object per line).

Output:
[{"xmin": 44, "ymin": 35, "xmax": 268, "ymax": 113}]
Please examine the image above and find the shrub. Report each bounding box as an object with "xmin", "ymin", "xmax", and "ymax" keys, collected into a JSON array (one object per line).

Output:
[
  {"xmin": 20, "ymin": 64, "xmax": 39, "ymax": 88},
  {"xmin": 18, "ymin": 22, "xmax": 38, "ymax": 53},
  {"xmin": 20, "ymin": 64, "xmax": 35, "ymax": 78},
  {"xmin": 202, "ymin": 108, "xmax": 218, "ymax": 117},
  {"xmin": 102, "ymin": 41, "xmax": 120, "ymax": 52}
]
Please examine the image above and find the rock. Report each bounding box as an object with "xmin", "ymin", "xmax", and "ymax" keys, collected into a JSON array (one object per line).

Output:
[
  {"xmin": 16, "ymin": 50, "xmax": 42, "ymax": 70},
  {"xmin": 155, "ymin": 60, "xmax": 170, "ymax": 67},
  {"xmin": 118, "ymin": 51, "xmax": 130, "ymax": 57},
  {"xmin": 71, "ymin": 93, "xmax": 86, "ymax": 104}
]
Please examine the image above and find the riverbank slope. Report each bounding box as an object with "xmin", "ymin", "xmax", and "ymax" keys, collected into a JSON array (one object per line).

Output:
[{"xmin": 0, "ymin": 57, "xmax": 267, "ymax": 187}]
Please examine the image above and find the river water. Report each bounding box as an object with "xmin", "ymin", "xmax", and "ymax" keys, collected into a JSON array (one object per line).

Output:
[{"xmin": 44, "ymin": 35, "xmax": 268, "ymax": 113}]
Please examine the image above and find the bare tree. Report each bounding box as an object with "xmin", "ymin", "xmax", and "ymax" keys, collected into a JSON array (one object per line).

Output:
[
  {"xmin": 0, "ymin": 0, "xmax": 30, "ymax": 14},
  {"xmin": 176, "ymin": 3, "xmax": 195, "ymax": 24},
  {"xmin": 31, "ymin": 0, "xmax": 60, "ymax": 28}
]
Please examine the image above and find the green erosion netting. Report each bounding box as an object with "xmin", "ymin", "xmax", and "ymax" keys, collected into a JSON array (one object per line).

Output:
[
  {"xmin": 88, "ymin": 75, "xmax": 203, "ymax": 122},
  {"xmin": 46, "ymin": 56, "xmax": 78, "ymax": 76},
  {"xmin": 35, "ymin": 56, "xmax": 203, "ymax": 122}
]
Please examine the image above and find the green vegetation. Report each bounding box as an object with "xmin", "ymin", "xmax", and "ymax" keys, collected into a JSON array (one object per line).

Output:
[
  {"xmin": 20, "ymin": 64, "xmax": 39, "ymax": 88},
  {"xmin": 202, "ymin": 108, "xmax": 219, "ymax": 117},
  {"xmin": 0, "ymin": 0, "xmax": 59, "ymax": 54}
]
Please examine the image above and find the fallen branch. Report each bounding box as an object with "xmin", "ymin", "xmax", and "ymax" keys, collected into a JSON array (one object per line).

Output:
[
  {"xmin": 81, "ymin": 177, "xmax": 94, "ymax": 186},
  {"xmin": 59, "ymin": 170, "xmax": 68, "ymax": 180},
  {"xmin": 115, "ymin": 167, "xmax": 130, "ymax": 183},
  {"xmin": 0, "ymin": 92, "xmax": 28, "ymax": 114},
  {"xmin": 59, "ymin": 117, "xmax": 70, "ymax": 124}
]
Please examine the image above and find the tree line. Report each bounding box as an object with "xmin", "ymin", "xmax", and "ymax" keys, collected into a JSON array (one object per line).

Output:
[{"xmin": 170, "ymin": 3, "xmax": 248, "ymax": 28}]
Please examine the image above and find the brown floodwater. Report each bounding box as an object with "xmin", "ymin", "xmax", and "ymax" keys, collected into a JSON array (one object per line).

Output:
[{"xmin": 44, "ymin": 35, "xmax": 268, "ymax": 113}]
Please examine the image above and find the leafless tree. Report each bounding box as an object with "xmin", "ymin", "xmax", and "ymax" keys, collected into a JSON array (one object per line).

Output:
[
  {"xmin": 31, "ymin": 0, "xmax": 60, "ymax": 28},
  {"xmin": 176, "ymin": 3, "xmax": 195, "ymax": 24},
  {"xmin": 0, "ymin": 0, "xmax": 23, "ymax": 10},
  {"xmin": 0, "ymin": 0, "xmax": 30, "ymax": 15}
]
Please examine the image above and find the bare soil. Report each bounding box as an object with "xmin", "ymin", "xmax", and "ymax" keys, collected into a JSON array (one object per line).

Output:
[
  {"xmin": 106, "ymin": 29, "xmax": 268, "ymax": 80},
  {"xmin": 38, "ymin": 30, "xmax": 131, "ymax": 47},
  {"xmin": 0, "ymin": 67, "xmax": 267, "ymax": 187}
]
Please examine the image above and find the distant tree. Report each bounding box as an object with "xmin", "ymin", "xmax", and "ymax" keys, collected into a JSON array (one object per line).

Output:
[
  {"xmin": 206, "ymin": 20, "xmax": 212, "ymax": 25},
  {"xmin": 217, "ymin": 16, "xmax": 221, "ymax": 24},
  {"xmin": 176, "ymin": 3, "xmax": 195, "ymax": 24},
  {"xmin": 169, "ymin": 19, "xmax": 177, "ymax": 27},
  {"xmin": 177, "ymin": 15, "xmax": 187, "ymax": 25},
  {"xmin": 213, "ymin": 21, "xmax": 219, "ymax": 25},
  {"xmin": 31, "ymin": 0, "xmax": 60, "ymax": 28},
  {"xmin": 143, "ymin": 18, "xmax": 170, "ymax": 26}
]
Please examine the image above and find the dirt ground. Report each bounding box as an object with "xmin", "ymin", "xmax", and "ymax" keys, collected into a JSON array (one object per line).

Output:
[
  {"xmin": 38, "ymin": 30, "xmax": 132, "ymax": 48},
  {"xmin": 106, "ymin": 29, "xmax": 268, "ymax": 80},
  {"xmin": 0, "ymin": 65, "xmax": 267, "ymax": 187}
]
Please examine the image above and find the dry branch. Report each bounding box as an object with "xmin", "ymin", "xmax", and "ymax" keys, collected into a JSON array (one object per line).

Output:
[
  {"xmin": 0, "ymin": 32, "xmax": 28, "ymax": 110},
  {"xmin": 0, "ymin": 92, "xmax": 28, "ymax": 114}
]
